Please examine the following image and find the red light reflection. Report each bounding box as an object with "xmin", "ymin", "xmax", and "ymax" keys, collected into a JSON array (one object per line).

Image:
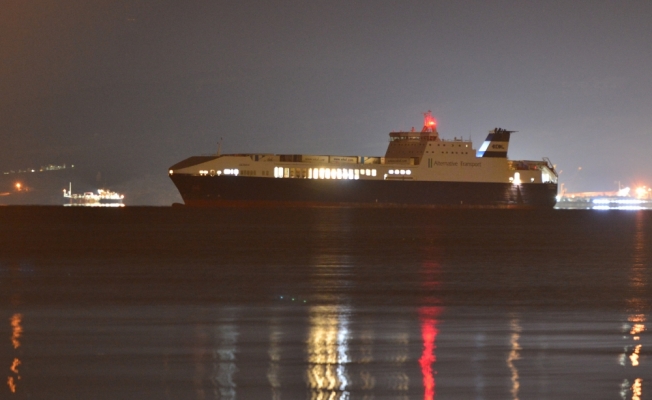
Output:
[{"xmin": 419, "ymin": 306, "xmax": 442, "ymax": 400}]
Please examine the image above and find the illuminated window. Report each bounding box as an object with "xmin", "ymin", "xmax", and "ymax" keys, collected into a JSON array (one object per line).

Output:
[
  {"xmin": 371, "ymin": 169, "xmax": 377, "ymax": 177},
  {"xmin": 400, "ymin": 170, "xmax": 405, "ymax": 175},
  {"xmin": 366, "ymin": 169, "xmax": 371, "ymax": 176},
  {"xmin": 406, "ymin": 170, "xmax": 411, "ymax": 175},
  {"xmin": 542, "ymin": 172, "xmax": 550, "ymax": 183},
  {"xmin": 354, "ymin": 169, "xmax": 360, "ymax": 179},
  {"xmin": 319, "ymin": 168, "xmax": 325, "ymax": 179},
  {"xmin": 284, "ymin": 168, "xmax": 289, "ymax": 178},
  {"xmin": 209, "ymin": 170, "xmax": 216, "ymax": 176},
  {"xmin": 325, "ymin": 169, "xmax": 331, "ymax": 179},
  {"xmin": 336, "ymin": 168, "xmax": 343, "ymax": 179},
  {"xmin": 389, "ymin": 170, "xmax": 394, "ymax": 174},
  {"xmin": 302, "ymin": 168, "xmax": 307, "ymax": 178},
  {"xmin": 331, "ymin": 169, "xmax": 336, "ymax": 179},
  {"xmin": 348, "ymin": 169, "xmax": 354, "ymax": 180},
  {"xmin": 308, "ymin": 168, "xmax": 313, "ymax": 179}
]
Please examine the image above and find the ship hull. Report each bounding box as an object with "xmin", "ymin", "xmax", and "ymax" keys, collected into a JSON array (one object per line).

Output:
[
  {"xmin": 66, "ymin": 199, "xmax": 123, "ymax": 204},
  {"xmin": 170, "ymin": 175, "xmax": 558, "ymax": 208}
]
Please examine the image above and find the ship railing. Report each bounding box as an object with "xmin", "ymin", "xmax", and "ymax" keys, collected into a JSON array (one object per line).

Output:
[
  {"xmin": 204, "ymin": 153, "xmax": 426, "ymax": 166},
  {"xmin": 542, "ymin": 157, "xmax": 556, "ymax": 174},
  {"xmin": 508, "ymin": 160, "xmax": 548, "ymax": 171}
]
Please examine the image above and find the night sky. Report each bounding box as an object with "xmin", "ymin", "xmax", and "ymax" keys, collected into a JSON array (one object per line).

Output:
[{"xmin": 2, "ymin": 1, "xmax": 651, "ymax": 203}]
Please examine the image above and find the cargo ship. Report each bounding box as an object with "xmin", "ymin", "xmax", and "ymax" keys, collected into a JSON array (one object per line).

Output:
[
  {"xmin": 63, "ymin": 184, "xmax": 125, "ymax": 207},
  {"xmin": 168, "ymin": 112, "xmax": 558, "ymax": 208}
]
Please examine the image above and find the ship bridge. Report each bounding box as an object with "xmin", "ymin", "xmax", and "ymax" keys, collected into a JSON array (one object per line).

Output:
[{"xmin": 385, "ymin": 111, "xmax": 473, "ymax": 165}]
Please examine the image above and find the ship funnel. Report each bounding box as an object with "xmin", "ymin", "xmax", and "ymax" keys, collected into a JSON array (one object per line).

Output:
[{"xmin": 476, "ymin": 128, "xmax": 515, "ymax": 158}]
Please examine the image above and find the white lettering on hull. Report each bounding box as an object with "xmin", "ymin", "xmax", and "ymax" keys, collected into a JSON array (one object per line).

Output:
[{"xmin": 433, "ymin": 161, "xmax": 482, "ymax": 167}]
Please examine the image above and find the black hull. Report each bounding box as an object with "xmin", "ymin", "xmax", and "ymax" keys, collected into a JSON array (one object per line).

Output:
[
  {"xmin": 99, "ymin": 199, "xmax": 124, "ymax": 204},
  {"xmin": 65, "ymin": 199, "xmax": 123, "ymax": 204},
  {"xmin": 170, "ymin": 175, "xmax": 558, "ymax": 208}
]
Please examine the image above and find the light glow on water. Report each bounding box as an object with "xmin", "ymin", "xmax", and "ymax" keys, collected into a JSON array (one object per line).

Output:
[
  {"xmin": 10, "ymin": 314, "xmax": 21, "ymax": 349},
  {"xmin": 268, "ymin": 317, "xmax": 282, "ymax": 400},
  {"xmin": 306, "ymin": 305, "xmax": 351, "ymax": 399},
  {"xmin": 621, "ymin": 212, "xmax": 648, "ymax": 399},
  {"xmin": 632, "ymin": 378, "xmax": 642, "ymax": 400},
  {"xmin": 419, "ymin": 307, "xmax": 441, "ymax": 400},
  {"xmin": 630, "ymin": 345, "xmax": 641, "ymax": 367},
  {"xmin": 2, "ymin": 207, "xmax": 652, "ymax": 398},
  {"xmin": 507, "ymin": 317, "xmax": 522, "ymax": 400},
  {"xmin": 212, "ymin": 317, "xmax": 239, "ymax": 399},
  {"xmin": 7, "ymin": 314, "xmax": 22, "ymax": 394}
]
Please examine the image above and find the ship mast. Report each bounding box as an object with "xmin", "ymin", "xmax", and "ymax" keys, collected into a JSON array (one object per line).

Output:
[{"xmin": 421, "ymin": 110, "xmax": 437, "ymax": 133}]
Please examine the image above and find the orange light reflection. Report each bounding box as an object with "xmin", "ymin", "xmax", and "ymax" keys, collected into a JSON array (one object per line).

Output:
[
  {"xmin": 7, "ymin": 314, "xmax": 23, "ymax": 394},
  {"xmin": 10, "ymin": 314, "xmax": 22, "ymax": 349},
  {"xmin": 10, "ymin": 359, "xmax": 20, "ymax": 374},
  {"xmin": 632, "ymin": 378, "xmax": 642, "ymax": 400},
  {"xmin": 507, "ymin": 318, "xmax": 521, "ymax": 400},
  {"xmin": 7, "ymin": 377, "xmax": 16, "ymax": 393}
]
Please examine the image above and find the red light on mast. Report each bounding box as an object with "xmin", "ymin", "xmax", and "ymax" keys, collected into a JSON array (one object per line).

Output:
[{"xmin": 422, "ymin": 111, "xmax": 437, "ymax": 132}]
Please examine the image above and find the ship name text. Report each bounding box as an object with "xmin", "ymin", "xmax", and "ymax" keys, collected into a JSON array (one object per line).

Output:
[{"xmin": 433, "ymin": 161, "xmax": 482, "ymax": 168}]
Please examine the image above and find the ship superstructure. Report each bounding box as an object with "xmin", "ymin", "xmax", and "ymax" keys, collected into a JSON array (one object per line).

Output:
[
  {"xmin": 168, "ymin": 112, "xmax": 558, "ymax": 208},
  {"xmin": 63, "ymin": 184, "xmax": 125, "ymax": 207}
]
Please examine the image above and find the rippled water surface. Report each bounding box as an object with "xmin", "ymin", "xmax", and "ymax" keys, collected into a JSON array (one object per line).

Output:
[{"xmin": 1, "ymin": 207, "xmax": 651, "ymax": 399}]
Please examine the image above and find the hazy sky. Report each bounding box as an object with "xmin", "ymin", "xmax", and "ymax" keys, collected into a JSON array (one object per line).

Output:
[{"xmin": 2, "ymin": 0, "xmax": 651, "ymax": 201}]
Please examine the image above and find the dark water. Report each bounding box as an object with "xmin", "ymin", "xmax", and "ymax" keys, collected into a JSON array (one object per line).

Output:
[{"xmin": 1, "ymin": 207, "xmax": 650, "ymax": 399}]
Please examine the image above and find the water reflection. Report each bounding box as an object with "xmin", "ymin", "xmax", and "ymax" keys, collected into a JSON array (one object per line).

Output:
[
  {"xmin": 267, "ymin": 316, "xmax": 282, "ymax": 400},
  {"xmin": 419, "ymin": 307, "xmax": 441, "ymax": 400},
  {"xmin": 306, "ymin": 305, "xmax": 351, "ymax": 399},
  {"xmin": 419, "ymin": 250, "xmax": 442, "ymax": 400},
  {"xmin": 10, "ymin": 314, "xmax": 22, "ymax": 350},
  {"xmin": 7, "ymin": 313, "xmax": 22, "ymax": 394},
  {"xmin": 306, "ymin": 212, "xmax": 354, "ymax": 399},
  {"xmin": 358, "ymin": 326, "xmax": 374, "ymax": 393},
  {"xmin": 212, "ymin": 311, "xmax": 239, "ymax": 400},
  {"xmin": 620, "ymin": 212, "xmax": 648, "ymax": 400},
  {"xmin": 507, "ymin": 316, "xmax": 521, "ymax": 400},
  {"xmin": 385, "ymin": 330, "xmax": 409, "ymax": 397}
]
